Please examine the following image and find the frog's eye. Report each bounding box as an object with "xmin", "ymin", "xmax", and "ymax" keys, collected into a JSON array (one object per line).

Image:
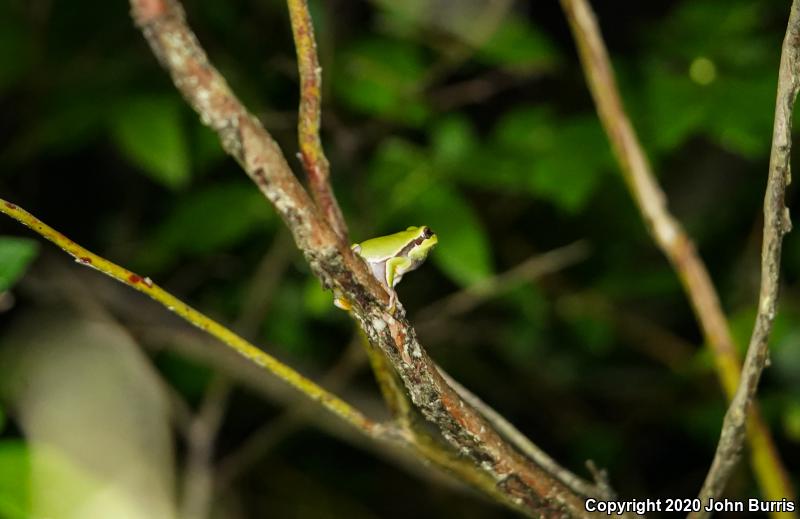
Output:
[{"xmin": 422, "ymin": 227, "xmax": 434, "ymax": 239}]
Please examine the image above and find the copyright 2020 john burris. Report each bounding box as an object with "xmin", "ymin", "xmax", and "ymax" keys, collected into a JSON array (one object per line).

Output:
[{"xmin": 585, "ymin": 497, "xmax": 796, "ymax": 515}]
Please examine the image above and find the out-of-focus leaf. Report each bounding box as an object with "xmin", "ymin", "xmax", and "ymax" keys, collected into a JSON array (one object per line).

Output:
[
  {"xmin": 0, "ymin": 405, "xmax": 5, "ymax": 433},
  {"xmin": 477, "ymin": 17, "xmax": 559, "ymax": 70},
  {"xmin": 0, "ymin": 17, "xmax": 34, "ymax": 94},
  {"xmin": 0, "ymin": 237, "xmax": 38, "ymax": 292},
  {"xmin": 334, "ymin": 37, "xmax": 429, "ymax": 125},
  {"xmin": 649, "ymin": 0, "xmax": 773, "ymax": 70},
  {"xmin": 6, "ymin": 93, "xmax": 112, "ymax": 165},
  {"xmin": 528, "ymin": 117, "xmax": 609, "ymax": 212},
  {"xmin": 637, "ymin": 0, "xmax": 778, "ymax": 158},
  {"xmin": 431, "ymin": 115, "xmax": 477, "ymax": 167},
  {"xmin": 304, "ymin": 276, "xmax": 334, "ymax": 318},
  {"xmin": 488, "ymin": 108, "xmax": 609, "ymax": 212},
  {"xmin": 492, "ymin": 106, "xmax": 554, "ymax": 152},
  {"xmin": 571, "ymin": 315, "xmax": 614, "ymax": 356},
  {"xmin": 0, "ymin": 310, "xmax": 177, "ymax": 519},
  {"xmin": 154, "ymin": 352, "xmax": 213, "ymax": 406},
  {"xmin": 642, "ymin": 65, "xmax": 774, "ymax": 158},
  {"xmin": 0, "ymin": 440, "xmax": 30, "ymax": 519},
  {"xmin": 373, "ymin": 0, "xmax": 515, "ymax": 49},
  {"xmin": 267, "ymin": 282, "xmax": 313, "ymax": 357},
  {"xmin": 110, "ymin": 96, "xmax": 190, "ymax": 189},
  {"xmin": 731, "ymin": 305, "xmax": 798, "ymax": 365},
  {"xmin": 683, "ymin": 401, "xmax": 726, "ymax": 444},
  {"xmin": 414, "ymin": 183, "xmax": 493, "ymax": 286},
  {"xmin": 367, "ymin": 138, "xmax": 430, "ymax": 215},
  {"xmin": 496, "ymin": 287, "xmax": 549, "ymax": 363},
  {"xmin": 139, "ymin": 182, "xmax": 273, "ymax": 270},
  {"xmin": 191, "ymin": 122, "xmax": 226, "ymax": 173},
  {"xmin": 784, "ymin": 400, "xmax": 800, "ymax": 442}
]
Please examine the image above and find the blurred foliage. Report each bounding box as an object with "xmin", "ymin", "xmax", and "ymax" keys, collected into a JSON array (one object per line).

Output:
[
  {"xmin": 0, "ymin": 237, "xmax": 37, "ymax": 292},
  {"xmin": 0, "ymin": 0, "xmax": 798, "ymax": 517}
]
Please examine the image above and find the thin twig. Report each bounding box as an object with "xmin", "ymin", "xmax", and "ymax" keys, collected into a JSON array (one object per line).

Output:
[
  {"xmin": 180, "ymin": 375, "xmax": 229, "ymax": 519},
  {"xmin": 0, "ymin": 198, "xmax": 383, "ymax": 439},
  {"xmin": 286, "ymin": 0, "xmax": 347, "ymax": 240},
  {"xmin": 416, "ymin": 240, "xmax": 590, "ymax": 322},
  {"xmin": 689, "ymin": 1, "xmax": 799, "ymax": 515},
  {"xmin": 560, "ymin": 0, "xmax": 796, "ymax": 506},
  {"xmin": 178, "ymin": 231, "xmax": 294, "ymax": 517}
]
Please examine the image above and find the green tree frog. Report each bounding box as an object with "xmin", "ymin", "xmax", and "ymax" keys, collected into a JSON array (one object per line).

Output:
[{"xmin": 335, "ymin": 226, "xmax": 438, "ymax": 312}]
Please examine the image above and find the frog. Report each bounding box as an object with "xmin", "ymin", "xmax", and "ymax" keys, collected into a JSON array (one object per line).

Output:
[{"xmin": 335, "ymin": 226, "xmax": 438, "ymax": 312}]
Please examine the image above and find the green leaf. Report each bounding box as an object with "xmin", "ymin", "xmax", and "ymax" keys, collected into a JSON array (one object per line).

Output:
[
  {"xmin": 477, "ymin": 18, "xmax": 559, "ymax": 70},
  {"xmin": 492, "ymin": 106, "xmax": 555, "ymax": 152},
  {"xmin": 431, "ymin": 115, "xmax": 477, "ymax": 167},
  {"xmin": 154, "ymin": 351, "xmax": 213, "ymax": 405},
  {"xmin": 0, "ymin": 237, "xmax": 38, "ymax": 292},
  {"xmin": 784, "ymin": 400, "xmax": 800, "ymax": 442},
  {"xmin": 527, "ymin": 117, "xmax": 609, "ymax": 212},
  {"xmin": 0, "ymin": 440, "xmax": 30, "ymax": 519},
  {"xmin": 110, "ymin": 96, "xmax": 190, "ymax": 189},
  {"xmin": 191, "ymin": 122, "xmax": 226, "ymax": 174},
  {"xmin": 642, "ymin": 64, "xmax": 774, "ymax": 158},
  {"xmin": 0, "ymin": 17, "xmax": 34, "ymax": 94},
  {"xmin": 649, "ymin": 0, "xmax": 773, "ymax": 71},
  {"xmin": 334, "ymin": 37, "xmax": 429, "ymax": 125},
  {"xmin": 266, "ymin": 281, "xmax": 314, "ymax": 357},
  {"xmin": 490, "ymin": 109, "xmax": 610, "ymax": 212},
  {"xmin": 413, "ymin": 183, "xmax": 493, "ymax": 286},
  {"xmin": 367, "ymin": 137, "xmax": 430, "ymax": 215},
  {"xmin": 139, "ymin": 183, "xmax": 273, "ymax": 270},
  {"xmin": 303, "ymin": 276, "xmax": 334, "ymax": 317}
]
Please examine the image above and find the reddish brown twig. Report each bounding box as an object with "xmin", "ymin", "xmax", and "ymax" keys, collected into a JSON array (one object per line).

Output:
[{"xmin": 287, "ymin": 0, "xmax": 347, "ymax": 240}]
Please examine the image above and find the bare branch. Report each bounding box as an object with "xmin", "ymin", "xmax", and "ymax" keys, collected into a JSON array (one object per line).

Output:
[
  {"xmin": 559, "ymin": 0, "xmax": 796, "ymax": 504},
  {"xmin": 286, "ymin": 0, "xmax": 348, "ymax": 239},
  {"xmin": 689, "ymin": 1, "xmax": 800, "ymax": 514},
  {"xmin": 128, "ymin": 1, "xmax": 607, "ymax": 515}
]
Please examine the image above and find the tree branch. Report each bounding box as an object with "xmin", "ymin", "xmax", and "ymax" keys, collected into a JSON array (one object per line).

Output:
[
  {"xmin": 128, "ymin": 1, "xmax": 606, "ymax": 515},
  {"xmin": 286, "ymin": 0, "xmax": 347, "ymax": 239},
  {"xmin": 559, "ymin": 0, "xmax": 796, "ymax": 506},
  {"xmin": 689, "ymin": 1, "xmax": 799, "ymax": 514},
  {"xmin": 0, "ymin": 198, "xmax": 383, "ymax": 440}
]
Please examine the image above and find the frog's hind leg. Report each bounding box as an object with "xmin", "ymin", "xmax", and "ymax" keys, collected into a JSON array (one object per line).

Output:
[{"xmin": 384, "ymin": 256, "xmax": 412, "ymax": 312}]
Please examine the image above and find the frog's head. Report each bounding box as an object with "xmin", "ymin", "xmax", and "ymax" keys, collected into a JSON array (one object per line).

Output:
[{"xmin": 406, "ymin": 225, "xmax": 438, "ymax": 261}]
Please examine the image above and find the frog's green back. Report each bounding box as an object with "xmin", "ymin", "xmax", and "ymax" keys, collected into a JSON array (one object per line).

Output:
[{"xmin": 355, "ymin": 227, "xmax": 424, "ymax": 260}]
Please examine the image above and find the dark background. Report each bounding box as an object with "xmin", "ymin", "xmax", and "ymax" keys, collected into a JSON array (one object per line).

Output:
[{"xmin": 0, "ymin": 0, "xmax": 799, "ymax": 517}]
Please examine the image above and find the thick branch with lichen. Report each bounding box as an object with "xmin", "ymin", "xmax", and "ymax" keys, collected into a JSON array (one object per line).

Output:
[
  {"xmin": 559, "ymin": 0, "xmax": 796, "ymax": 507},
  {"xmin": 128, "ymin": 0, "xmax": 606, "ymax": 516},
  {"xmin": 689, "ymin": 1, "xmax": 799, "ymax": 515}
]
